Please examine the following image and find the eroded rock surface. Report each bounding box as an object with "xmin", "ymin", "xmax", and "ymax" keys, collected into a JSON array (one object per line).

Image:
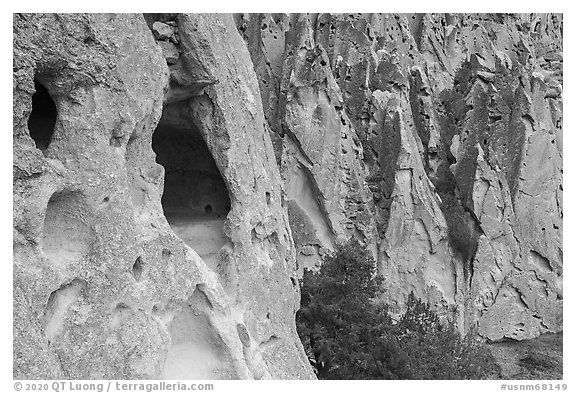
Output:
[
  {"xmin": 237, "ymin": 13, "xmax": 562, "ymax": 340},
  {"xmin": 13, "ymin": 13, "xmax": 562, "ymax": 379},
  {"xmin": 14, "ymin": 13, "xmax": 312, "ymax": 380}
]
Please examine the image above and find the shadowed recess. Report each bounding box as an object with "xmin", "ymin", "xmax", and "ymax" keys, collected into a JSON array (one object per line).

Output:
[
  {"xmin": 152, "ymin": 103, "xmax": 231, "ymax": 264},
  {"xmin": 28, "ymin": 80, "xmax": 57, "ymax": 154},
  {"xmin": 42, "ymin": 191, "xmax": 93, "ymax": 267},
  {"xmin": 162, "ymin": 287, "xmax": 237, "ymax": 379}
]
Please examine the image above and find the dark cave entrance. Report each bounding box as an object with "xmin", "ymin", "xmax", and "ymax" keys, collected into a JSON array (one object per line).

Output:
[
  {"xmin": 152, "ymin": 106, "xmax": 231, "ymax": 259},
  {"xmin": 28, "ymin": 80, "xmax": 57, "ymax": 154}
]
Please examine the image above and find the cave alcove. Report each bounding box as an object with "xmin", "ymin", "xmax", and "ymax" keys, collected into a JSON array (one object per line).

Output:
[
  {"xmin": 152, "ymin": 105, "xmax": 231, "ymax": 260},
  {"xmin": 28, "ymin": 79, "xmax": 57, "ymax": 154},
  {"xmin": 42, "ymin": 191, "xmax": 93, "ymax": 267}
]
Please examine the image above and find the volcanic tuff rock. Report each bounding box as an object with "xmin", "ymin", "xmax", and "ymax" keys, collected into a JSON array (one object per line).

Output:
[
  {"xmin": 14, "ymin": 13, "xmax": 312, "ymax": 380},
  {"xmin": 235, "ymin": 13, "xmax": 562, "ymax": 340},
  {"xmin": 13, "ymin": 13, "xmax": 562, "ymax": 379}
]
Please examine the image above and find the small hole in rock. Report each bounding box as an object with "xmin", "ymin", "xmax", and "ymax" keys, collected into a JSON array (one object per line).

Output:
[
  {"xmin": 103, "ymin": 196, "xmax": 110, "ymax": 203},
  {"xmin": 132, "ymin": 257, "xmax": 144, "ymax": 282},
  {"xmin": 204, "ymin": 204, "xmax": 213, "ymax": 214},
  {"xmin": 265, "ymin": 192, "xmax": 271, "ymax": 205},
  {"xmin": 110, "ymin": 135, "xmax": 123, "ymax": 147},
  {"xmin": 28, "ymin": 79, "xmax": 57, "ymax": 155}
]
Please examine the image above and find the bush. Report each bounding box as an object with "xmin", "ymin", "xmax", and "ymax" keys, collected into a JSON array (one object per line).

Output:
[
  {"xmin": 296, "ymin": 240, "xmax": 501, "ymax": 380},
  {"xmin": 296, "ymin": 239, "xmax": 407, "ymax": 379},
  {"xmin": 395, "ymin": 292, "xmax": 500, "ymax": 379}
]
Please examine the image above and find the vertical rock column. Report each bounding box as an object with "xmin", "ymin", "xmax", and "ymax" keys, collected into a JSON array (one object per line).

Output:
[{"xmin": 168, "ymin": 14, "xmax": 314, "ymax": 378}]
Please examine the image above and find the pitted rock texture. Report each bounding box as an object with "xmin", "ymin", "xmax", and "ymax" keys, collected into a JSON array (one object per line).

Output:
[
  {"xmin": 236, "ymin": 13, "xmax": 562, "ymax": 340},
  {"xmin": 13, "ymin": 13, "xmax": 562, "ymax": 380},
  {"xmin": 14, "ymin": 13, "xmax": 313, "ymax": 380}
]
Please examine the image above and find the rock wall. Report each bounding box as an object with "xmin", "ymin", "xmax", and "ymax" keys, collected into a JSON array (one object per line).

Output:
[
  {"xmin": 13, "ymin": 13, "xmax": 313, "ymax": 380},
  {"xmin": 13, "ymin": 13, "xmax": 562, "ymax": 380},
  {"xmin": 236, "ymin": 13, "xmax": 562, "ymax": 340}
]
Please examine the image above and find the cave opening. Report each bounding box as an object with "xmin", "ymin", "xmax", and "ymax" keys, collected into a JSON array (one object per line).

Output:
[
  {"xmin": 28, "ymin": 79, "xmax": 57, "ymax": 154},
  {"xmin": 152, "ymin": 106, "xmax": 231, "ymax": 260}
]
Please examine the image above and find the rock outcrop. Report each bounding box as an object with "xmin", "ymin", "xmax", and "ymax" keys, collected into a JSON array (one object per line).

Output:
[
  {"xmin": 236, "ymin": 13, "xmax": 562, "ymax": 340},
  {"xmin": 14, "ymin": 13, "xmax": 313, "ymax": 380},
  {"xmin": 13, "ymin": 13, "xmax": 562, "ymax": 379}
]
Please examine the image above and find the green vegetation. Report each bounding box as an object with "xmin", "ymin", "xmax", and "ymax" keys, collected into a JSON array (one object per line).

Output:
[{"xmin": 296, "ymin": 240, "xmax": 501, "ymax": 379}]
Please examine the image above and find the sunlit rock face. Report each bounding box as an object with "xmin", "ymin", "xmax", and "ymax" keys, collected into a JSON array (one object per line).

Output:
[
  {"xmin": 13, "ymin": 13, "xmax": 561, "ymax": 379},
  {"xmin": 237, "ymin": 13, "xmax": 562, "ymax": 341},
  {"xmin": 13, "ymin": 13, "xmax": 312, "ymax": 380}
]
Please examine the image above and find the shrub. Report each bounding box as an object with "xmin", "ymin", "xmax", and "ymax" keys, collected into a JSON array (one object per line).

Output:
[
  {"xmin": 296, "ymin": 239, "xmax": 407, "ymax": 379},
  {"xmin": 394, "ymin": 292, "xmax": 500, "ymax": 379},
  {"xmin": 296, "ymin": 240, "xmax": 501, "ymax": 380}
]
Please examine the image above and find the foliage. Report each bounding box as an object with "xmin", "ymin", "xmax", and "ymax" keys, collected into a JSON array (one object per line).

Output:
[
  {"xmin": 395, "ymin": 292, "xmax": 500, "ymax": 379},
  {"xmin": 296, "ymin": 239, "xmax": 399, "ymax": 379},
  {"xmin": 296, "ymin": 240, "xmax": 501, "ymax": 380}
]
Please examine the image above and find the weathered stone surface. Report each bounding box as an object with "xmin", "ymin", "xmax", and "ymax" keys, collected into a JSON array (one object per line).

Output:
[
  {"xmin": 14, "ymin": 13, "xmax": 562, "ymax": 380},
  {"xmin": 238, "ymin": 13, "xmax": 562, "ymax": 341},
  {"xmin": 14, "ymin": 13, "xmax": 313, "ymax": 379},
  {"xmin": 152, "ymin": 21, "xmax": 175, "ymax": 41},
  {"xmin": 157, "ymin": 40, "xmax": 180, "ymax": 65}
]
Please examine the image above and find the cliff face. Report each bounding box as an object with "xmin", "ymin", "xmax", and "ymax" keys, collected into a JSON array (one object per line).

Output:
[
  {"xmin": 13, "ymin": 13, "xmax": 312, "ymax": 380},
  {"xmin": 13, "ymin": 13, "xmax": 562, "ymax": 379},
  {"xmin": 236, "ymin": 13, "xmax": 562, "ymax": 341}
]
